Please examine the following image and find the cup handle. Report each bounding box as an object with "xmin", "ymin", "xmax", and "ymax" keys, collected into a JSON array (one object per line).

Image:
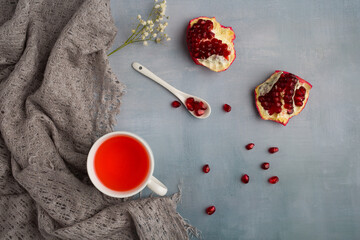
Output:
[{"xmin": 147, "ymin": 176, "xmax": 168, "ymax": 196}]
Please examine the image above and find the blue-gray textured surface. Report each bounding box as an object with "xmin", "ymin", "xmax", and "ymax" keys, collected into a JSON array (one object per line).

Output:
[{"xmin": 109, "ymin": 0, "xmax": 360, "ymax": 239}]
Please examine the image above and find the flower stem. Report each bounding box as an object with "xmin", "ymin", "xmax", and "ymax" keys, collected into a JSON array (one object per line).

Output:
[{"xmin": 107, "ymin": 42, "xmax": 130, "ymax": 56}]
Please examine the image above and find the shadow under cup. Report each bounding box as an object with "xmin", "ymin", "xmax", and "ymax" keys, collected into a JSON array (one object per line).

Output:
[{"xmin": 87, "ymin": 132, "xmax": 155, "ymax": 198}]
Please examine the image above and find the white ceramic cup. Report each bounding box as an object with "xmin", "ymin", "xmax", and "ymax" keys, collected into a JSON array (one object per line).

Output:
[{"xmin": 87, "ymin": 131, "xmax": 167, "ymax": 198}]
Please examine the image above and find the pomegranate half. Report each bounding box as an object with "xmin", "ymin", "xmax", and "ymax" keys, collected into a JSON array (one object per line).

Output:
[
  {"xmin": 255, "ymin": 71, "xmax": 312, "ymax": 126},
  {"xmin": 186, "ymin": 17, "xmax": 236, "ymax": 72}
]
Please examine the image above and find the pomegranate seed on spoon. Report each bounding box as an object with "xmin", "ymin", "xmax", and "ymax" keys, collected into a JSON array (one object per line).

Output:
[
  {"xmin": 206, "ymin": 206, "xmax": 216, "ymax": 215},
  {"xmin": 195, "ymin": 109, "xmax": 205, "ymax": 116}
]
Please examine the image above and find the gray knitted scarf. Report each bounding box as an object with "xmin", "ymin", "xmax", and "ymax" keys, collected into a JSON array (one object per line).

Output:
[{"xmin": 0, "ymin": 0, "xmax": 193, "ymax": 239}]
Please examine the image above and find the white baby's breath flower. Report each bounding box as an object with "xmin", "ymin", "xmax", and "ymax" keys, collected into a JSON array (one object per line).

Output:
[{"xmin": 108, "ymin": 0, "xmax": 170, "ymax": 56}]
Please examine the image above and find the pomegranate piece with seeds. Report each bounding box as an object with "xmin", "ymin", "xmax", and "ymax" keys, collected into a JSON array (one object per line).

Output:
[
  {"xmin": 268, "ymin": 147, "xmax": 279, "ymax": 154},
  {"xmin": 245, "ymin": 143, "xmax": 255, "ymax": 150},
  {"xmin": 223, "ymin": 104, "xmax": 231, "ymax": 112},
  {"xmin": 185, "ymin": 97, "xmax": 207, "ymax": 116},
  {"xmin": 206, "ymin": 206, "xmax": 216, "ymax": 215},
  {"xmin": 255, "ymin": 71, "xmax": 312, "ymax": 126},
  {"xmin": 171, "ymin": 100, "xmax": 181, "ymax": 108},
  {"xmin": 268, "ymin": 176, "xmax": 279, "ymax": 184},
  {"xmin": 261, "ymin": 162, "xmax": 270, "ymax": 170},
  {"xmin": 202, "ymin": 164, "xmax": 210, "ymax": 173},
  {"xmin": 186, "ymin": 17, "xmax": 236, "ymax": 72},
  {"xmin": 241, "ymin": 174, "xmax": 249, "ymax": 184}
]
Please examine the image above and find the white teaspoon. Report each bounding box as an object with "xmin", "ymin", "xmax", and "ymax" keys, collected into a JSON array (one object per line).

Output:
[{"xmin": 132, "ymin": 62, "xmax": 211, "ymax": 119}]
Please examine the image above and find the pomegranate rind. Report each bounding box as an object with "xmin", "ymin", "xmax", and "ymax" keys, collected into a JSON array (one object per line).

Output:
[
  {"xmin": 255, "ymin": 71, "xmax": 312, "ymax": 126},
  {"xmin": 186, "ymin": 16, "xmax": 236, "ymax": 72}
]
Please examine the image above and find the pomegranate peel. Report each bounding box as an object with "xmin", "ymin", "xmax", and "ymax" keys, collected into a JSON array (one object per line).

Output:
[
  {"xmin": 255, "ymin": 71, "xmax": 312, "ymax": 126},
  {"xmin": 186, "ymin": 17, "xmax": 236, "ymax": 72}
]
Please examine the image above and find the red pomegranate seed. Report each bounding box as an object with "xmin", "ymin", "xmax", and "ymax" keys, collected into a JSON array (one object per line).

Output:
[
  {"xmin": 241, "ymin": 174, "xmax": 249, "ymax": 184},
  {"xmin": 171, "ymin": 100, "xmax": 181, "ymax": 108},
  {"xmin": 202, "ymin": 164, "xmax": 210, "ymax": 173},
  {"xmin": 223, "ymin": 104, "xmax": 231, "ymax": 112},
  {"xmin": 261, "ymin": 162, "xmax": 270, "ymax": 170},
  {"xmin": 186, "ymin": 103, "xmax": 194, "ymax": 111},
  {"xmin": 206, "ymin": 206, "xmax": 216, "ymax": 215},
  {"xmin": 273, "ymin": 97, "xmax": 280, "ymax": 102},
  {"xmin": 195, "ymin": 109, "xmax": 205, "ymax": 116},
  {"xmin": 186, "ymin": 97, "xmax": 194, "ymax": 104},
  {"xmin": 268, "ymin": 147, "xmax": 279, "ymax": 154},
  {"xmin": 295, "ymin": 101, "xmax": 303, "ymax": 107},
  {"xmin": 198, "ymin": 101, "xmax": 207, "ymax": 110},
  {"xmin": 274, "ymin": 106, "xmax": 282, "ymax": 113},
  {"xmin": 268, "ymin": 176, "xmax": 279, "ymax": 184},
  {"xmin": 245, "ymin": 143, "xmax": 255, "ymax": 150},
  {"xmin": 299, "ymin": 86, "xmax": 306, "ymax": 94},
  {"xmin": 294, "ymin": 96, "xmax": 303, "ymax": 102}
]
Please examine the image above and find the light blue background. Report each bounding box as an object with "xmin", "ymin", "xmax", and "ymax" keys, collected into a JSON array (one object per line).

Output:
[{"xmin": 109, "ymin": 1, "xmax": 360, "ymax": 239}]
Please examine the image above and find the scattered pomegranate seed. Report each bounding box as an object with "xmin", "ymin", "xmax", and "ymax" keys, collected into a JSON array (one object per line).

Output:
[
  {"xmin": 261, "ymin": 162, "xmax": 270, "ymax": 170},
  {"xmin": 241, "ymin": 174, "xmax": 249, "ymax": 184},
  {"xmin": 268, "ymin": 147, "xmax": 279, "ymax": 154},
  {"xmin": 245, "ymin": 143, "xmax": 255, "ymax": 150},
  {"xmin": 171, "ymin": 100, "xmax": 181, "ymax": 108},
  {"xmin": 206, "ymin": 206, "xmax": 216, "ymax": 215},
  {"xmin": 268, "ymin": 176, "xmax": 279, "ymax": 184},
  {"xmin": 223, "ymin": 104, "xmax": 231, "ymax": 112},
  {"xmin": 202, "ymin": 164, "xmax": 210, "ymax": 173}
]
